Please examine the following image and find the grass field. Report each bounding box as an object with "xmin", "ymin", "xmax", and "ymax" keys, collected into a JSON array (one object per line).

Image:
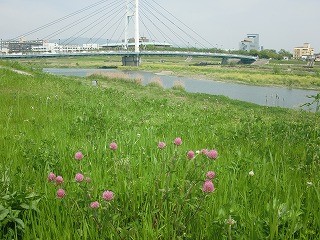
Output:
[{"xmin": 0, "ymin": 61, "xmax": 320, "ymax": 239}]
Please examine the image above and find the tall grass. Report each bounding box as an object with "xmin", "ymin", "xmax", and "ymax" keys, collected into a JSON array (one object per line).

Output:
[
  {"xmin": 0, "ymin": 63, "xmax": 319, "ymax": 239},
  {"xmin": 172, "ymin": 80, "xmax": 185, "ymax": 91}
]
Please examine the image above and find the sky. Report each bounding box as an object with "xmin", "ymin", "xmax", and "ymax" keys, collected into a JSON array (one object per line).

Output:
[{"xmin": 0, "ymin": 0, "xmax": 319, "ymax": 52}]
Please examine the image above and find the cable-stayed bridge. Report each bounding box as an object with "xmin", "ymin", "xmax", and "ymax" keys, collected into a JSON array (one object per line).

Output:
[
  {"xmin": 0, "ymin": 0, "xmax": 257, "ymax": 65},
  {"xmin": 1, "ymin": 51, "xmax": 257, "ymax": 65}
]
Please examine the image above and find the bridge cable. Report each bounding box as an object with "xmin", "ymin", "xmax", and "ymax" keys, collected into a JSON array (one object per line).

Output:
[
  {"xmin": 139, "ymin": 10, "xmax": 174, "ymax": 48},
  {"xmin": 87, "ymin": 4, "xmax": 125, "ymax": 45},
  {"xmin": 10, "ymin": 0, "xmax": 110, "ymax": 41},
  {"xmin": 106, "ymin": 12, "xmax": 126, "ymax": 48},
  {"xmin": 139, "ymin": 6, "xmax": 178, "ymax": 48},
  {"xmin": 63, "ymin": 1, "xmax": 124, "ymax": 45},
  {"xmin": 140, "ymin": 1, "xmax": 192, "ymax": 48},
  {"xmin": 140, "ymin": 0, "xmax": 185, "ymax": 47},
  {"xmin": 139, "ymin": 16, "xmax": 158, "ymax": 45},
  {"xmin": 148, "ymin": 0, "xmax": 215, "ymax": 49},
  {"xmin": 140, "ymin": 3, "xmax": 191, "ymax": 48},
  {"xmin": 140, "ymin": 0, "xmax": 204, "ymax": 49},
  {"xmin": 92, "ymin": 10, "xmax": 126, "ymax": 45},
  {"xmin": 45, "ymin": 0, "xmax": 120, "ymax": 41},
  {"xmin": 62, "ymin": 1, "xmax": 124, "ymax": 46},
  {"xmin": 81, "ymin": 2, "xmax": 127, "ymax": 47},
  {"xmin": 113, "ymin": 23, "xmax": 127, "ymax": 49},
  {"xmin": 42, "ymin": 0, "xmax": 121, "ymax": 41}
]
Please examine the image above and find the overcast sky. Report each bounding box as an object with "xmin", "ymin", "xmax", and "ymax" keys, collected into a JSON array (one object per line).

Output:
[{"xmin": 0, "ymin": 0, "xmax": 319, "ymax": 52}]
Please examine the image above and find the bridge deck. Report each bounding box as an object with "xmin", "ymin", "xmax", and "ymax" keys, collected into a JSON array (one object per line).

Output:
[{"xmin": 0, "ymin": 51, "xmax": 257, "ymax": 63}]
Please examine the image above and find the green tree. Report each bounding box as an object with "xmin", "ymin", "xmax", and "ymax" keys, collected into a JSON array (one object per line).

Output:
[
  {"xmin": 258, "ymin": 49, "xmax": 279, "ymax": 59},
  {"xmin": 278, "ymin": 49, "xmax": 293, "ymax": 59}
]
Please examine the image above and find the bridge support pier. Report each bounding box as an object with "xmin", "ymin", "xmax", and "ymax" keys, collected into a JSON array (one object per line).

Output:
[
  {"xmin": 221, "ymin": 57, "xmax": 229, "ymax": 65},
  {"xmin": 122, "ymin": 55, "xmax": 141, "ymax": 66},
  {"xmin": 239, "ymin": 58, "xmax": 256, "ymax": 64}
]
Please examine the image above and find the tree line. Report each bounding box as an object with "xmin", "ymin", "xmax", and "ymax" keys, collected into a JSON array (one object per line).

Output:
[{"xmin": 144, "ymin": 45, "xmax": 293, "ymax": 60}]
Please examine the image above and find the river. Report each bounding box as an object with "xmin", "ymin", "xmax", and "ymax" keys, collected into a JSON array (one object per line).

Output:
[{"xmin": 43, "ymin": 68, "xmax": 319, "ymax": 111}]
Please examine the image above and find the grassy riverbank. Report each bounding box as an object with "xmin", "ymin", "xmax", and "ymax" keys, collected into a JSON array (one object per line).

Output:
[
  {"xmin": 1, "ymin": 62, "xmax": 320, "ymax": 239},
  {"xmin": 134, "ymin": 63, "xmax": 320, "ymax": 90},
  {"xmin": 13, "ymin": 55, "xmax": 320, "ymax": 90}
]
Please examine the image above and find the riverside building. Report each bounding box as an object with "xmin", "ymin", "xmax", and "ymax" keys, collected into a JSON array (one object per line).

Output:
[
  {"xmin": 239, "ymin": 34, "xmax": 260, "ymax": 51},
  {"xmin": 293, "ymin": 43, "xmax": 314, "ymax": 59}
]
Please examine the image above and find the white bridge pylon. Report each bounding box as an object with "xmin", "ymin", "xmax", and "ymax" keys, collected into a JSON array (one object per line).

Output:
[{"xmin": 124, "ymin": 0, "xmax": 140, "ymax": 53}]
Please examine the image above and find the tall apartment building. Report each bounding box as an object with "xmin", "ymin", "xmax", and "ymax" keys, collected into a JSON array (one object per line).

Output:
[
  {"xmin": 293, "ymin": 43, "xmax": 314, "ymax": 59},
  {"xmin": 239, "ymin": 34, "xmax": 260, "ymax": 51}
]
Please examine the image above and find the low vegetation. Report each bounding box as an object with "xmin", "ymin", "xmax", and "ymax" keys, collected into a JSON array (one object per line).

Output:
[
  {"xmin": 136, "ymin": 63, "xmax": 320, "ymax": 90},
  {"xmin": 0, "ymin": 61, "xmax": 319, "ymax": 239}
]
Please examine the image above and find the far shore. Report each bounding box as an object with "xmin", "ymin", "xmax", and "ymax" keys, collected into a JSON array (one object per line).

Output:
[{"xmin": 120, "ymin": 64, "xmax": 320, "ymax": 91}]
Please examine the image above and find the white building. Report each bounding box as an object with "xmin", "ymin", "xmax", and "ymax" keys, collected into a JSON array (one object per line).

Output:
[
  {"xmin": 0, "ymin": 47, "xmax": 9, "ymax": 54},
  {"xmin": 32, "ymin": 42, "xmax": 58, "ymax": 53},
  {"xmin": 239, "ymin": 34, "xmax": 260, "ymax": 51},
  {"xmin": 32, "ymin": 42, "xmax": 100, "ymax": 53},
  {"xmin": 82, "ymin": 44, "xmax": 99, "ymax": 50}
]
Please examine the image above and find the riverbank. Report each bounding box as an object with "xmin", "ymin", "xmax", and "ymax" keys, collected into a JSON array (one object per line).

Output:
[
  {"xmin": 43, "ymin": 67, "xmax": 319, "ymax": 111},
  {"xmin": 124, "ymin": 62, "xmax": 320, "ymax": 90},
  {"xmin": 7, "ymin": 55, "xmax": 320, "ymax": 90},
  {"xmin": 1, "ymin": 62, "xmax": 320, "ymax": 239}
]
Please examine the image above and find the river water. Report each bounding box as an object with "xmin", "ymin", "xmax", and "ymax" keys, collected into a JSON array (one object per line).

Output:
[{"xmin": 43, "ymin": 68, "xmax": 319, "ymax": 111}]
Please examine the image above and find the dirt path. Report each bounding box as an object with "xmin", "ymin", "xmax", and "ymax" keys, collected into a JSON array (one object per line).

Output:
[{"xmin": 0, "ymin": 66, "xmax": 33, "ymax": 76}]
